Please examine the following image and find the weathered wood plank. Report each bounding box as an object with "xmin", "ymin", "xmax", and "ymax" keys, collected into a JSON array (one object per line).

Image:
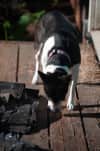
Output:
[
  {"xmin": 18, "ymin": 42, "xmax": 49, "ymax": 150},
  {"xmin": 0, "ymin": 42, "xmax": 18, "ymax": 151},
  {"xmin": 78, "ymin": 85, "xmax": 100, "ymax": 151},
  {"xmin": 49, "ymin": 111, "xmax": 64, "ymax": 151},
  {"xmin": 88, "ymin": 0, "xmax": 100, "ymax": 31},
  {"xmin": 61, "ymin": 99, "xmax": 87, "ymax": 151},
  {"xmin": 18, "ymin": 42, "xmax": 35, "ymax": 87},
  {"xmin": 94, "ymin": 0, "xmax": 100, "ymax": 29},
  {"xmin": 0, "ymin": 42, "xmax": 24, "ymax": 151},
  {"xmin": 88, "ymin": 0, "xmax": 96, "ymax": 31},
  {"xmin": 0, "ymin": 41, "xmax": 99, "ymax": 151},
  {"xmin": 49, "ymin": 96, "xmax": 87, "ymax": 151},
  {"xmin": 91, "ymin": 31, "xmax": 100, "ymax": 62},
  {"xmin": 0, "ymin": 42, "xmax": 18, "ymax": 82}
]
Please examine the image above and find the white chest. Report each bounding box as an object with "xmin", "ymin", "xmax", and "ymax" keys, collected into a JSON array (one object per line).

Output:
[{"xmin": 41, "ymin": 36, "xmax": 55, "ymax": 73}]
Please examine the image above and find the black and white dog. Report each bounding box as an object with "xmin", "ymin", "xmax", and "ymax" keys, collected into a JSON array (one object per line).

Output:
[{"xmin": 32, "ymin": 11, "xmax": 81, "ymax": 111}]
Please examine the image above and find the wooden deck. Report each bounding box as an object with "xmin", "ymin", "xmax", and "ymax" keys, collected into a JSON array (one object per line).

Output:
[
  {"xmin": 0, "ymin": 41, "xmax": 100, "ymax": 151},
  {"xmin": 91, "ymin": 30, "xmax": 100, "ymax": 62}
]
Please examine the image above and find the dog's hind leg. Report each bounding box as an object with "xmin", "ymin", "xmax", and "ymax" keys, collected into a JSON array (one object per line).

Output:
[
  {"xmin": 67, "ymin": 64, "xmax": 80, "ymax": 110},
  {"xmin": 32, "ymin": 43, "xmax": 43, "ymax": 84}
]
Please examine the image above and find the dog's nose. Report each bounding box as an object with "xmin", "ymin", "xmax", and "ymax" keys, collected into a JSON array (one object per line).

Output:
[
  {"xmin": 48, "ymin": 106, "xmax": 60, "ymax": 112},
  {"xmin": 48, "ymin": 100, "xmax": 61, "ymax": 112}
]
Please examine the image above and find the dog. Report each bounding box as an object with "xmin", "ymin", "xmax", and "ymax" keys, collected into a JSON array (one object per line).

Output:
[{"xmin": 32, "ymin": 11, "xmax": 81, "ymax": 112}]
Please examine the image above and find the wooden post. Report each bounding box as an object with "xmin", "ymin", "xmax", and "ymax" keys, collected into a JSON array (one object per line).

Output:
[
  {"xmin": 88, "ymin": 0, "xmax": 100, "ymax": 32},
  {"xmin": 70, "ymin": 0, "xmax": 81, "ymax": 31}
]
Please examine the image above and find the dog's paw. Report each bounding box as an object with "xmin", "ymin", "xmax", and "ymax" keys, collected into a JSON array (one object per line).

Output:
[{"xmin": 67, "ymin": 102, "xmax": 74, "ymax": 110}]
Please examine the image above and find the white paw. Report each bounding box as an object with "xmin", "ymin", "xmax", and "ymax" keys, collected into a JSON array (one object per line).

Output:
[{"xmin": 67, "ymin": 102, "xmax": 74, "ymax": 110}]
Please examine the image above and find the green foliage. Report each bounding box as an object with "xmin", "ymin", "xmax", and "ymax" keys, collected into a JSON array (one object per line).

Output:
[
  {"xmin": 9, "ymin": 10, "xmax": 45, "ymax": 41},
  {"xmin": 0, "ymin": 0, "xmax": 59, "ymax": 40},
  {"xmin": 19, "ymin": 13, "xmax": 31, "ymax": 26},
  {"xmin": 3, "ymin": 20, "xmax": 11, "ymax": 40},
  {"xmin": 1, "ymin": 10, "xmax": 45, "ymax": 41},
  {"xmin": 3, "ymin": 20, "xmax": 11, "ymax": 29},
  {"xmin": 19, "ymin": 10, "xmax": 45, "ymax": 26},
  {"xmin": 31, "ymin": 10, "xmax": 45, "ymax": 22}
]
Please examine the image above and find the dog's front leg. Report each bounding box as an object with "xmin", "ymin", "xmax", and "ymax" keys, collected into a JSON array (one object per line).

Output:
[
  {"xmin": 32, "ymin": 43, "xmax": 43, "ymax": 84},
  {"xmin": 67, "ymin": 64, "xmax": 80, "ymax": 110}
]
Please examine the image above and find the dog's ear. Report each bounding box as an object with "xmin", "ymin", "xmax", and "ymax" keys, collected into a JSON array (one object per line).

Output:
[{"xmin": 38, "ymin": 71, "xmax": 50, "ymax": 83}]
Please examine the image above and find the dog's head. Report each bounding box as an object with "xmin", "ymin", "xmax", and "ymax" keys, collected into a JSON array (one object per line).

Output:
[{"xmin": 38, "ymin": 71, "xmax": 71, "ymax": 112}]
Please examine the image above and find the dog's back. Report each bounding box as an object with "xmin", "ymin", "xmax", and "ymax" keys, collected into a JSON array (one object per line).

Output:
[{"xmin": 34, "ymin": 11, "xmax": 80, "ymax": 48}]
